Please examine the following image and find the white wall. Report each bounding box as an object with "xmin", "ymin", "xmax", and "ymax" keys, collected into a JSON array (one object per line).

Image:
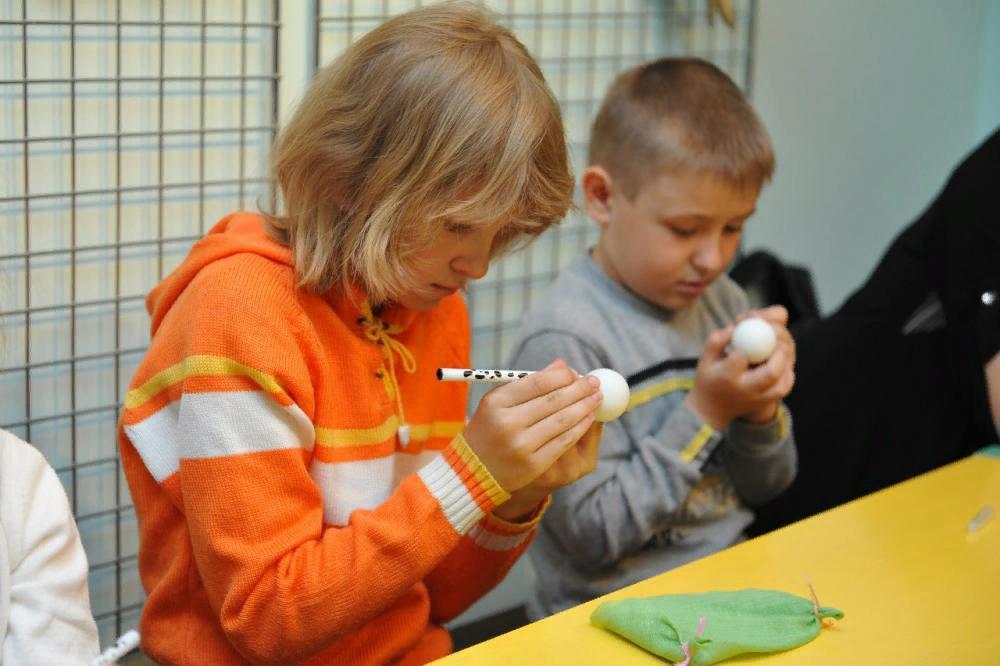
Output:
[
  {"xmin": 980, "ymin": 1, "xmax": 1000, "ymax": 140},
  {"xmin": 747, "ymin": 0, "xmax": 999, "ymax": 313}
]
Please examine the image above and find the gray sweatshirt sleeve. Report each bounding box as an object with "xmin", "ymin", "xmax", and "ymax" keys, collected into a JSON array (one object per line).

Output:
[
  {"xmin": 723, "ymin": 406, "xmax": 798, "ymax": 506},
  {"xmin": 509, "ymin": 331, "xmax": 724, "ymax": 572}
]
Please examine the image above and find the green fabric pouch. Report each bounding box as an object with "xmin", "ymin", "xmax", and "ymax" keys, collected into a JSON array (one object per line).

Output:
[{"xmin": 590, "ymin": 589, "xmax": 843, "ymax": 665}]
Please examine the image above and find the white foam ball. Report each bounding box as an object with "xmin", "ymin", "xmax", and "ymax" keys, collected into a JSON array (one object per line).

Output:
[
  {"xmin": 587, "ymin": 368, "xmax": 630, "ymax": 422},
  {"xmin": 731, "ymin": 317, "xmax": 776, "ymax": 364}
]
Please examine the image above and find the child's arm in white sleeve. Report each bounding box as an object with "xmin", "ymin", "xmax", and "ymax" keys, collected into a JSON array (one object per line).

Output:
[{"xmin": 2, "ymin": 436, "xmax": 100, "ymax": 664}]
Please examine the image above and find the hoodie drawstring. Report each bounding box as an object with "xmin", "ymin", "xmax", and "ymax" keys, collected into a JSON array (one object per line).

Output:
[{"xmin": 358, "ymin": 301, "xmax": 416, "ymax": 446}]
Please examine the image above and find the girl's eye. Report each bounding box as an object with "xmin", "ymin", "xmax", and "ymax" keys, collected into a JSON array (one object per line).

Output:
[
  {"xmin": 445, "ymin": 222, "xmax": 474, "ymax": 235},
  {"xmin": 724, "ymin": 225, "xmax": 745, "ymax": 234}
]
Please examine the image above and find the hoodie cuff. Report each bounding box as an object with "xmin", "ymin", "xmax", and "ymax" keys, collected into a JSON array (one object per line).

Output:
[
  {"xmin": 467, "ymin": 495, "xmax": 551, "ymax": 552},
  {"xmin": 418, "ymin": 433, "xmax": 510, "ymax": 535}
]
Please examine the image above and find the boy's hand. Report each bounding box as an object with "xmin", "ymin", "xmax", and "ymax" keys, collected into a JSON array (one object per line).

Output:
[
  {"xmin": 493, "ymin": 421, "xmax": 603, "ymax": 521},
  {"xmin": 684, "ymin": 306, "xmax": 796, "ymax": 430},
  {"xmin": 463, "ymin": 359, "xmax": 603, "ymax": 494}
]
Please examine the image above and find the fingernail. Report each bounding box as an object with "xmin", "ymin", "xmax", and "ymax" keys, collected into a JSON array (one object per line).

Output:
[{"xmin": 587, "ymin": 375, "xmax": 601, "ymax": 388}]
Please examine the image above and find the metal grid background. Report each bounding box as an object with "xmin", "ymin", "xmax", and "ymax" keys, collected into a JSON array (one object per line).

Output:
[
  {"xmin": 0, "ymin": 0, "xmax": 279, "ymax": 645},
  {"xmin": 317, "ymin": 0, "xmax": 757, "ymax": 389},
  {"xmin": 0, "ymin": 0, "xmax": 754, "ymax": 649}
]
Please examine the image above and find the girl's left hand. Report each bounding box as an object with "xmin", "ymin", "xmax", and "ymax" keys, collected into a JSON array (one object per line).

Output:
[{"xmin": 493, "ymin": 421, "xmax": 603, "ymax": 521}]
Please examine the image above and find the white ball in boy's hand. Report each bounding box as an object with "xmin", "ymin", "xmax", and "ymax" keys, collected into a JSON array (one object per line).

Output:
[
  {"xmin": 730, "ymin": 317, "xmax": 777, "ymax": 364},
  {"xmin": 587, "ymin": 368, "xmax": 630, "ymax": 422}
]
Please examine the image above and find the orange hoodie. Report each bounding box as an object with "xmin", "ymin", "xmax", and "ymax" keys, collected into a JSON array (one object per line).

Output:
[{"xmin": 119, "ymin": 213, "xmax": 542, "ymax": 665}]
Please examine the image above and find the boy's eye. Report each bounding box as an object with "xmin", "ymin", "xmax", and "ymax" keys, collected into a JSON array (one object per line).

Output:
[
  {"xmin": 668, "ymin": 225, "xmax": 698, "ymax": 238},
  {"xmin": 724, "ymin": 224, "xmax": 745, "ymax": 234}
]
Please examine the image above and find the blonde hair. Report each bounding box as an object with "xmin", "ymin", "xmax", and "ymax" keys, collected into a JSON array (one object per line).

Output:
[
  {"xmin": 589, "ymin": 57, "xmax": 774, "ymax": 198},
  {"xmin": 268, "ymin": 2, "xmax": 573, "ymax": 304}
]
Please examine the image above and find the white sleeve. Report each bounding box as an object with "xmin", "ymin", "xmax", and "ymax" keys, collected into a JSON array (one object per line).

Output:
[{"xmin": 2, "ymin": 433, "xmax": 100, "ymax": 664}]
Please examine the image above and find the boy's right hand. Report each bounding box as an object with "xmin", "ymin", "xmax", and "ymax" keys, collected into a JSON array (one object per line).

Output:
[
  {"xmin": 463, "ymin": 359, "xmax": 603, "ymax": 493},
  {"xmin": 684, "ymin": 312, "xmax": 795, "ymax": 431}
]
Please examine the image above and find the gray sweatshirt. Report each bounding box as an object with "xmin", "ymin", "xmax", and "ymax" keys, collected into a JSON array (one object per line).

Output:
[{"xmin": 507, "ymin": 251, "xmax": 797, "ymax": 619}]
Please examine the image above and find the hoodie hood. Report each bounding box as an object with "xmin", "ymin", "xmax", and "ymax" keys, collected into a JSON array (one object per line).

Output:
[{"xmin": 146, "ymin": 213, "xmax": 292, "ymax": 334}]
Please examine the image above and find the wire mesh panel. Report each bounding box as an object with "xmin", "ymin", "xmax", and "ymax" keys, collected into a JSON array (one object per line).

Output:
[
  {"xmin": 0, "ymin": 0, "xmax": 279, "ymax": 645},
  {"xmin": 316, "ymin": 0, "xmax": 757, "ymax": 404}
]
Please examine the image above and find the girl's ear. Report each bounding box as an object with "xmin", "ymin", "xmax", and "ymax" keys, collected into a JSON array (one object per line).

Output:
[{"xmin": 582, "ymin": 166, "xmax": 615, "ymax": 227}]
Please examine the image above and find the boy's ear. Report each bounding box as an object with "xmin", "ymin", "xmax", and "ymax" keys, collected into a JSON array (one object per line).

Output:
[{"xmin": 582, "ymin": 166, "xmax": 615, "ymax": 227}]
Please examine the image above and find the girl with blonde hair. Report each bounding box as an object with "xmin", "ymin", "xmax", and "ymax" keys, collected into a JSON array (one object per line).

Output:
[{"xmin": 119, "ymin": 4, "xmax": 601, "ymax": 663}]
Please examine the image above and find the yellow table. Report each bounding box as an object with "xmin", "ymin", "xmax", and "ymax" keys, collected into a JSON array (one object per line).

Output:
[{"xmin": 439, "ymin": 448, "xmax": 1000, "ymax": 664}]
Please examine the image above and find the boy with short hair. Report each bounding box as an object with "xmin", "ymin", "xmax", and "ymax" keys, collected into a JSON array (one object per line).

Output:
[{"xmin": 508, "ymin": 58, "xmax": 798, "ymax": 618}]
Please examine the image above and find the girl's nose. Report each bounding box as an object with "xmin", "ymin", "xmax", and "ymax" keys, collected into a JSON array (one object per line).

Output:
[{"xmin": 451, "ymin": 248, "xmax": 490, "ymax": 280}]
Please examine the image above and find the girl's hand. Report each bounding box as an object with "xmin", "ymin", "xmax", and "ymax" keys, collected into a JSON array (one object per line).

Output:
[
  {"xmin": 493, "ymin": 421, "xmax": 603, "ymax": 521},
  {"xmin": 463, "ymin": 360, "xmax": 602, "ymax": 493}
]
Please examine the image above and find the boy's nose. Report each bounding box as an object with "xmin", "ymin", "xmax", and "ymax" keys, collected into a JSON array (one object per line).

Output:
[{"xmin": 692, "ymin": 242, "xmax": 724, "ymax": 274}]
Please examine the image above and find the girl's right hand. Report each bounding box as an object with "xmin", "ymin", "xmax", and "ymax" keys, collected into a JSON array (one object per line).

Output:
[{"xmin": 463, "ymin": 359, "xmax": 603, "ymax": 492}]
